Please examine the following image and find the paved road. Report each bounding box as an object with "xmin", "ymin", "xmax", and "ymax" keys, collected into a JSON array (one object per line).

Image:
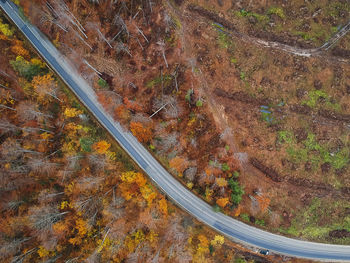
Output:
[{"xmin": 2, "ymin": 1, "xmax": 350, "ymax": 261}]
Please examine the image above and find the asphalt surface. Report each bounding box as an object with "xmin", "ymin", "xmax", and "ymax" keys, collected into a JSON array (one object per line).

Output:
[{"xmin": 2, "ymin": 1, "xmax": 350, "ymax": 261}]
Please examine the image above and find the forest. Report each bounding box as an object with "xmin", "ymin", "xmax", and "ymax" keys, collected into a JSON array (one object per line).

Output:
[
  {"xmin": 1, "ymin": 0, "xmax": 350, "ymax": 261},
  {"xmin": 0, "ymin": 8, "xmax": 310, "ymax": 263},
  {"xmin": 15, "ymin": 0, "xmax": 350, "ymax": 245}
]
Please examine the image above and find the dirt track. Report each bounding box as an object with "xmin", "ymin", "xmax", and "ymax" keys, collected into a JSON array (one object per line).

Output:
[{"xmin": 187, "ymin": 4, "xmax": 350, "ymax": 62}]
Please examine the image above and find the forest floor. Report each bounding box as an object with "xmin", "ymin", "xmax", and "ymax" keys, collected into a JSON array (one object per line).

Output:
[{"xmin": 19, "ymin": 0, "xmax": 350, "ymax": 246}]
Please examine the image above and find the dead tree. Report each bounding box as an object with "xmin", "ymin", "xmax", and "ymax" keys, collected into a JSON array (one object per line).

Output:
[
  {"xmin": 29, "ymin": 206, "xmax": 68, "ymax": 231},
  {"xmin": 16, "ymin": 101, "xmax": 52, "ymax": 122},
  {"xmin": 157, "ymin": 40, "xmax": 168, "ymax": 68}
]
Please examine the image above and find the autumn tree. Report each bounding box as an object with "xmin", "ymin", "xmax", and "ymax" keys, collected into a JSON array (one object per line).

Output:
[
  {"xmin": 10, "ymin": 56, "xmax": 44, "ymax": 81},
  {"xmin": 130, "ymin": 121, "xmax": 152, "ymax": 143},
  {"xmin": 32, "ymin": 74, "xmax": 61, "ymax": 102},
  {"xmin": 16, "ymin": 101, "xmax": 52, "ymax": 122},
  {"xmin": 92, "ymin": 140, "xmax": 111, "ymax": 154},
  {"xmin": 169, "ymin": 156, "xmax": 189, "ymax": 176}
]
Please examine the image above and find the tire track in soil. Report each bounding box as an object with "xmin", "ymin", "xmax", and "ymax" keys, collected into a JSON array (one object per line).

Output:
[{"xmin": 187, "ymin": 4, "xmax": 350, "ymax": 64}]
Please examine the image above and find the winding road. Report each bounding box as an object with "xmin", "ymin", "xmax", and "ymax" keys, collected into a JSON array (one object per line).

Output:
[{"xmin": 1, "ymin": 0, "xmax": 350, "ymax": 261}]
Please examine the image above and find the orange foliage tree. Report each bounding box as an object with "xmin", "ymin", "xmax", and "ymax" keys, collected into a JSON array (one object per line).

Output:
[
  {"xmin": 130, "ymin": 121, "xmax": 152, "ymax": 143},
  {"xmin": 216, "ymin": 197, "xmax": 229, "ymax": 208},
  {"xmin": 93, "ymin": 140, "xmax": 111, "ymax": 154},
  {"xmin": 11, "ymin": 40, "xmax": 30, "ymax": 58},
  {"xmin": 169, "ymin": 156, "xmax": 189, "ymax": 176},
  {"xmin": 257, "ymin": 195, "xmax": 270, "ymax": 213},
  {"xmin": 123, "ymin": 97, "xmax": 141, "ymax": 112}
]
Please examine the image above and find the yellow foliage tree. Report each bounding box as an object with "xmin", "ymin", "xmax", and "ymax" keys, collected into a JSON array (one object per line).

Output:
[
  {"xmin": 37, "ymin": 246, "xmax": 50, "ymax": 258},
  {"xmin": 215, "ymin": 177, "xmax": 228, "ymax": 187},
  {"xmin": 0, "ymin": 19, "xmax": 13, "ymax": 37},
  {"xmin": 210, "ymin": 235, "xmax": 225, "ymax": 247},
  {"xmin": 32, "ymin": 74, "xmax": 57, "ymax": 103},
  {"xmin": 120, "ymin": 171, "xmax": 138, "ymax": 183},
  {"xmin": 159, "ymin": 198, "xmax": 168, "ymax": 216},
  {"xmin": 147, "ymin": 230, "xmax": 158, "ymax": 246},
  {"xmin": 205, "ymin": 187, "xmax": 213, "ymax": 202},
  {"xmin": 140, "ymin": 185, "xmax": 157, "ymax": 206},
  {"xmin": 135, "ymin": 174, "xmax": 147, "ymax": 187},
  {"xmin": 64, "ymin": 107, "xmax": 82, "ymax": 118},
  {"xmin": 197, "ymin": 234, "xmax": 209, "ymax": 255},
  {"xmin": 93, "ymin": 140, "xmax": 111, "ymax": 154}
]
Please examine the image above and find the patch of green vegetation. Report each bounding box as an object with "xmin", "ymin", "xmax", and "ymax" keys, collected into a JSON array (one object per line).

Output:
[
  {"xmin": 303, "ymin": 133, "xmax": 349, "ymax": 170},
  {"xmin": 10, "ymin": 56, "xmax": 47, "ymax": 81},
  {"xmin": 267, "ymin": 7, "xmax": 285, "ymax": 19},
  {"xmin": 97, "ymin": 78, "xmax": 109, "ymax": 89},
  {"xmin": 185, "ymin": 89, "xmax": 193, "ymax": 102},
  {"xmin": 235, "ymin": 9, "xmax": 268, "ymax": 23},
  {"xmin": 212, "ymin": 204, "xmax": 221, "ymax": 212},
  {"xmin": 221, "ymin": 163, "xmax": 230, "ymax": 172},
  {"xmin": 149, "ymin": 144, "xmax": 156, "ymax": 151},
  {"xmin": 146, "ymin": 74, "xmax": 172, "ymax": 89},
  {"xmin": 239, "ymin": 71, "xmax": 246, "ymax": 81},
  {"xmin": 293, "ymin": 22, "xmax": 334, "ymax": 44},
  {"xmin": 280, "ymin": 198, "xmax": 350, "ymax": 242},
  {"xmin": 196, "ymin": 99, "xmax": 203, "ymax": 107},
  {"xmin": 240, "ymin": 213, "xmax": 249, "ymax": 222},
  {"xmin": 286, "ymin": 146, "xmax": 308, "ymax": 164},
  {"xmin": 281, "ymin": 131, "xmax": 349, "ymax": 170},
  {"xmin": 79, "ymin": 137, "xmax": 94, "ymax": 152},
  {"xmin": 230, "ymin": 57, "xmax": 237, "ymax": 64},
  {"xmin": 217, "ymin": 31, "xmax": 231, "ymax": 49},
  {"xmin": 234, "ymin": 257, "xmax": 247, "ymax": 263},
  {"xmin": 233, "ymin": 171, "xmax": 240, "ymax": 178},
  {"xmin": 255, "ymin": 219, "xmax": 265, "ymax": 226},
  {"xmin": 302, "ymin": 90, "xmax": 328, "ymax": 108},
  {"xmin": 301, "ymin": 89, "xmax": 341, "ymax": 111},
  {"xmin": 211, "ymin": 23, "xmax": 234, "ymax": 51},
  {"xmin": 228, "ymin": 178, "xmax": 244, "ymax": 205},
  {"xmin": 327, "ymin": 2, "xmax": 350, "ymax": 18},
  {"xmin": 278, "ymin": 130, "xmax": 294, "ymax": 144}
]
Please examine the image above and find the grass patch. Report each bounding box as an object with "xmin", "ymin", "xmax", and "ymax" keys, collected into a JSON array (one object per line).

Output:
[
  {"xmin": 267, "ymin": 7, "xmax": 285, "ymax": 19},
  {"xmin": 280, "ymin": 198, "xmax": 350, "ymax": 243},
  {"xmin": 146, "ymin": 74, "xmax": 172, "ymax": 89}
]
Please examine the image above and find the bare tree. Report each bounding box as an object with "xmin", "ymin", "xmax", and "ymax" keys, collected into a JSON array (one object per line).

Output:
[
  {"xmin": 0, "ymin": 138, "xmax": 41, "ymax": 162},
  {"xmin": 88, "ymin": 153, "xmax": 107, "ymax": 171},
  {"xmin": 0, "ymin": 238, "xmax": 30, "ymax": 261},
  {"xmin": 16, "ymin": 101, "xmax": 52, "ymax": 122},
  {"xmin": 0, "ymin": 118, "xmax": 19, "ymax": 135},
  {"xmin": 152, "ymin": 95, "xmax": 182, "ymax": 119},
  {"xmin": 29, "ymin": 206, "xmax": 68, "ymax": 231},
  {"xmin": 115, "ymin": 42, "xmax": 132, "ymax": 57},
  {"xmin": 154, "ymin": 132, "xmax": 178, "ymax": 153},
  {"xmin": 112, "ymin": 15, "xmax": 129, "ymax": 41},
  {"xmin": 157, "ymin": 40, "xmax": 168, "ymax": 68},
  {"xmin": 75, "ymin": 196, "xmax": 102, "ymax": 226}
]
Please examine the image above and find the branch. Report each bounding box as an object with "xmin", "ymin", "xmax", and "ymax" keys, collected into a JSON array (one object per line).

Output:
[{"xmin": 150, "ymin": 102, "xmax": 169, "ymax": 118}]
